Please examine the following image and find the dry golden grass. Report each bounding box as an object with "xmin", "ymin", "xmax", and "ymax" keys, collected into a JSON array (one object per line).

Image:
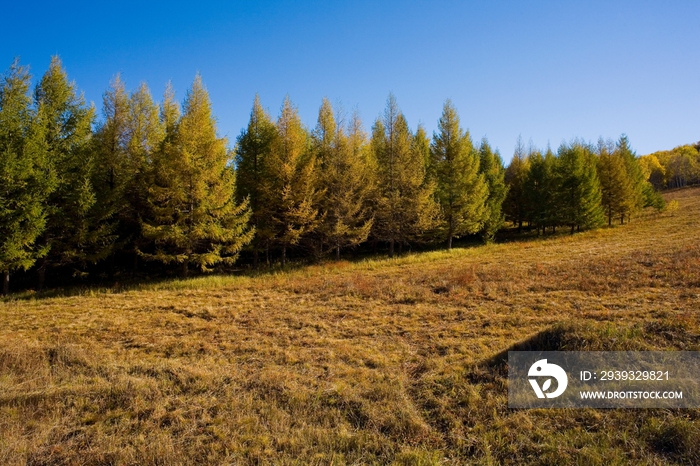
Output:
[{"xmin": 1, "ymin": 188, "xmax": 699, "ymax": 465}]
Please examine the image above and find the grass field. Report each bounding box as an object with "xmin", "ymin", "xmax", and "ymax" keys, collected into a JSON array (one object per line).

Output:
[{"xmin": 1, "ymin": 188, "xmax": 699, "ymax": 465}]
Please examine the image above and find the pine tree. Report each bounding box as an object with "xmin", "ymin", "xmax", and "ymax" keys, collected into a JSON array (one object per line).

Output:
[
  {"xmin": 140, "ymin": 82, "xmax": 180, "ymax": 259},
  {"xmin": 371, "ymin": 94, "xmax": 438, "ymax": 256},
  {"xmin": 121, "ymin": 82, "xmax": 165, "ymax": 269},
  {"xmin": 504, "ymin": 136, "xmax": 530, "ymax": 232},
  {"xmin": 93, "ymin": 74, "xmax": 130, "ymax": 213},
  {"xmin": 235, "ymin": 94, "xmax": 277, "ymax": 266},
  {"xmin": 413, "ymin": 123, "xmax": 432, "ymax": 183},
  {"xmin": 410, "ymin": 124, "xmax": 440, "ymax": 244},
  {"xmin": 141, "ymin": 75, "xmax": 253, "ymax": 277},
  {"xmin": 262, "ymin": 96, "xmax": 318, "ymax": 266},
  {"xmin": 33, "ymin": 56, "xmax": 106, "ymax": 289},
  {"xmin": 542, "ymin": 147, "xmax": 560, "ymax": 232},
  {"xmin": 430, "ymin": 100, "xmax": 487, "ymax": 248},
  {"xmin": 91, "ymin": 73, "xmax": 131, "ymax": 274},
  {"xmin": 524, "ymin": 146, "xmax": 559, "ymax": 234},
  {"xmin": 596, "ymin": 138, "xmax": 632, "ymax": 226},
  {"xmin": 312, "ymin": 98, "xmax": 373, "ymax": 259},
  {"xmin": 479, "ymin": 139, "xmax": 508, "ymax": 242},
  {"xmin": 556, "ymin": 141, "xmax": 604, "ymax": 233},
  {"xmin": 615, "ymin": 135, "xmax": 645, "ymax": 223},
  {"xmin": 0, "ymin": 60, "xmax": 53, "ymax": 294}
]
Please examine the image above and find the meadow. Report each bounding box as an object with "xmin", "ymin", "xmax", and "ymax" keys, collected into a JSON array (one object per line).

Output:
[{"xmin": 1, "ymin": 188, "xmax": 699, "ymax": 465}]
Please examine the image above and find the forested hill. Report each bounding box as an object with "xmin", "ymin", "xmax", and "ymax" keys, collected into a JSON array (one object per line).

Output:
[{"xmin": 640, "ymin": 142, "xmax": 700, "ymax": 189}]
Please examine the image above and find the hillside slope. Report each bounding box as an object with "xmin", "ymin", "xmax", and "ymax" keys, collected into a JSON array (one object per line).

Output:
[{"xmin": 1, "ymin": 188, "xmax": 699, "ymax": 465}]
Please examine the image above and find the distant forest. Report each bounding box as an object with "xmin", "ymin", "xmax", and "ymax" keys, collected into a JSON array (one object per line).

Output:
[{"xmin": 1, "ymin": 57, "xmax": 693, "ymax": 294}]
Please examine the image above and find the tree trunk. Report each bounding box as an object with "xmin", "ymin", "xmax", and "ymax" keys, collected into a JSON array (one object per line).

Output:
[
  {"xmin": 253, "ymin": 250, "xmax": 259, "ymax": 269},
  {"xmin": 608, "ymin": 208, "xmax": 612, "ymax": 226},
  {"xmin": 281, "ymin": 244, "xmax": 287, "ymax": 267},
  {"xmin": 517, "ymin": 220, "xmax": 522, "ymax": 233},
  {"xmin": 571, "ymin": 224, "xmax": 575, "ymax": 235},
  {"xmin": 398, "ymin": 242, "xmax": 403, "ymax": 255},
  {"xmin": 447, "ymin": 235, "xmax": 453, "ymax": 249},
  {"xmin": 389, "ymin": 239, "xmax": 394, "ymax": 258},
  {"xmin": 336, "ymin": 243, "xmax": 340, "ymax": 260},
  {"xmin": 2, "ymin": 272, "xmax": 8, "ymax": 296},
  {"xmin": 182, "ymin": 261, "xmax": 189, "ymax": 278}
]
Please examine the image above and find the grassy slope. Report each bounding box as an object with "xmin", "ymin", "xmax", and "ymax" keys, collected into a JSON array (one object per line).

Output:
[{"xmin": 1, "ymin": 188, "xmax": 699, "ymax": 465}]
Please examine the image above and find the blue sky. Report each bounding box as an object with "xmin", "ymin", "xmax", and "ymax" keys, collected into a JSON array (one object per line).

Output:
[{"xmin": 3, "ymin": 0, "xmax": 698, "ymax": 160}]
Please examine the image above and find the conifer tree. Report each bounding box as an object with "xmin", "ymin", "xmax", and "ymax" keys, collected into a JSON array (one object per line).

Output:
[
  {"xmin": 81, "ymin": 79, "xmax": 162, "ymax": 274},
  {"xmin": 479, "ymin": 139, "xmax": 508, "ymax": 242},
  {"xmin": 33, "ymin": 56, "xmax": 106, "ymax": 288},
  {"xmin": 235, "ymin": 94, "xmax": 277, "ymax": 266},
  {"xmin": 642, "ymin": 181, "xmax": 665, "ymax": 211},
  {"xmin": 122, "ymin": 82, "xmax": 165, "ymax": 267},
  {"xmin": 596, "ymin": 139, "xmax": 632, "ymax": 226},
  {"xmin": 430, "ymin": 100, "xmax": 487, "ymax": 248},
  {"xmin": 523, "ymin": 150, "xmax": 553, "ymax": 235},
  {"xmin": 141, "ymin": 76, "xmax": 253, "ymax": 277},
  {"xmin": 371, "ymin": 94, "xmax": 438, "ymax": 256},
  {"xmin": 90, "ymin": 73, "xmax": 131, "ymax": 274},
  {"xmin": 524, "ymin": 147, "xmax": 558, "ymax": 234},
  {"xmin": 556, "ymin": 142, "xmax": 604, "ymax": 233},
  {"xmin": 504, "ymin": 136, "xmax": 530, "ymax": 232},
  {"xmin": 0, "ymin": 60, "xmax": 53, "ymax": 294},
  {"xmin": 413, "ymin": 123, "xmax": 432, "ymax": 181},
  {"xmin": 93, "ymin": 74, "xmax": 130, "ymax": 212},
  {"xmin": 263, "ymin": 96, "xmax": 318, "ymax": 266},
  {"xmin": 615, "ymin": 135, "xmax": 645, "ymax": 223},
  {"xmin": 140, "ymin": 83, "xmax": 179, "ymax": 258},
  {"xmin": 312, "ymin": 98, "xmax": 373, "ymax": 259},
  {"xmin": 410, "ymin": 124, "xmax": 440, "ymax": 244}
]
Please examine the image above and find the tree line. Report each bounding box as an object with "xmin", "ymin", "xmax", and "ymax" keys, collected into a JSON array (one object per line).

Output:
[
  {"xmin": 639, "ymin": 143, "xmax": 700, "ymax": 190},
  {"xmin": 0, "ymin": 58, "xmax": 667, "ymax": 294},
  {"xmin": 503, "ymin": 135, "xmax": 665, "ymax": 235}
]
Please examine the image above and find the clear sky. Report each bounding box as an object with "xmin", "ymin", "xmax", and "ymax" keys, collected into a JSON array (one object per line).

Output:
[{"xmin": 3, "ymin": 0, "xmax": 698, "ymax": 161}]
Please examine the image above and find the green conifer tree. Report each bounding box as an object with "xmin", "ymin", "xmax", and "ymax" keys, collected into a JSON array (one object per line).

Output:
[
  {"xmin": 33, "ymin": 56, "xmax": 107, "ymax": 288},
  {"xmin": 596, "ymin": 138, "xmax": 632, "ymax": 226},
  {"xmin": 263, "ymin": 96, "xmax": 318, "ymax": 266},
  {"xmin": 524, "ymin": 147, "xmax": 558, "ymax": 234},
  {"xmin": 523, "ymin": 148, "xmax": 556, "ymax": 235},
  {"xmin": 90, "ymin": 74, "xmax": 132, "ymax": 276},
  {"xmin": 556, "ymin": 141, "xmax": 604, "ymax": 233},
  {"xmin": 504, "ymin": 136, "xmax": 530, "ymax": 232},
  {"xmin": 410, "ymin": 124, "xmax": 440, "ymax": 245},
  {"xmin": 371, "ymin": 94, "xmax": 438, "ymax": 256},
  {"xmin": 0, "ymin": 60, "xmax": 53, "ymax": 294},
  {"xmin": 235, "ymin": 94, "xmax": 277, "ymax": 267},
  {"xmin": 141, "ymin": 75, "xmax": 253, "ymax": 277},
  {"xmin": 430, "ymin": 100, "xmax": 487, "ymax": 248},
  {"xmin": 479, "ymin": 139, "xmax": 508, "ymax": 242},
  {"xmin": 123, "ymin": 82, "xmax": 164, "ymax": 267},
  {"xmin": 312, "ymin": 98, "xmax": 373, "ymax": 259},
  {"xmin": 93, "ymin": 74, "xmax": 130, "ymax": 214},
  {"xmin": 615, "ymin": 135, "xmax": 645, "ymax": 223}
]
